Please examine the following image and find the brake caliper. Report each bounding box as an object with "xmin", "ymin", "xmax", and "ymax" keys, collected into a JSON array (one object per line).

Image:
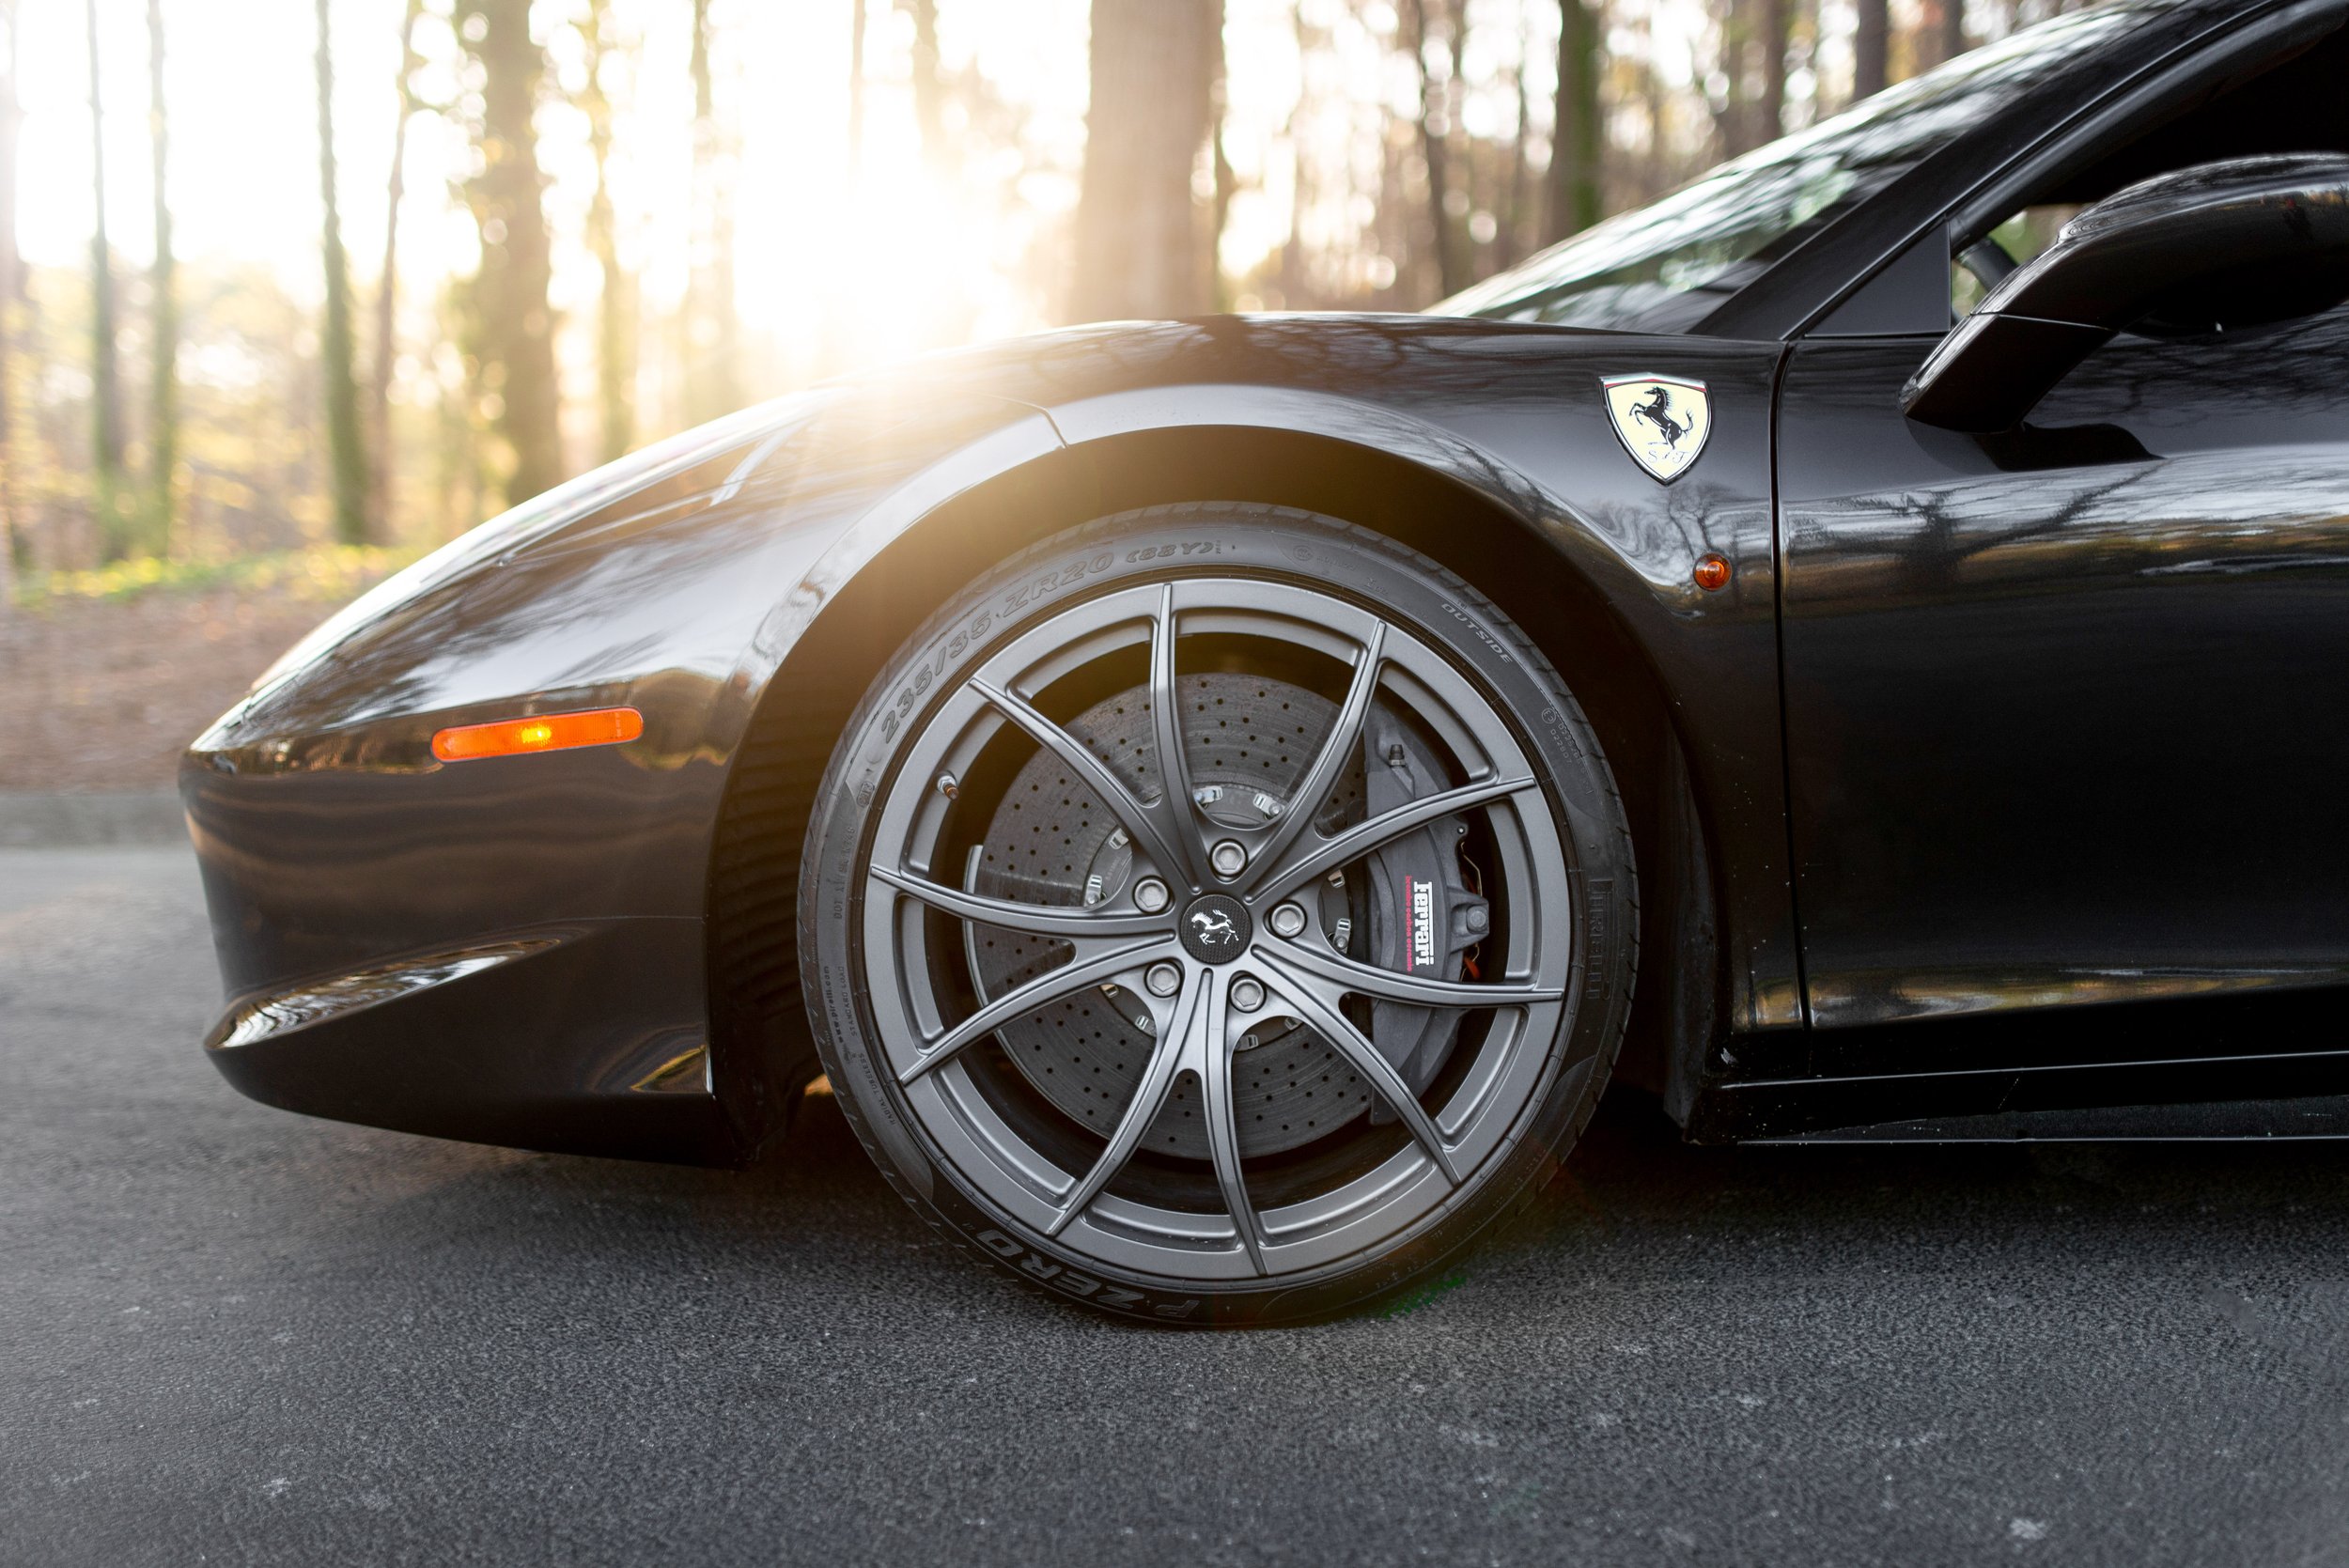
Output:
[{"xmin": 1353, "ymin": 714, "xmax": 1490, "ymax": 1110}]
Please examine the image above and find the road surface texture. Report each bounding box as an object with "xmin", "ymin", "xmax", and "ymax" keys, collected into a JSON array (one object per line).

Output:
[{"xmin": 6, "ymin": 844, "xmax": 2347, "ymax": 1566}]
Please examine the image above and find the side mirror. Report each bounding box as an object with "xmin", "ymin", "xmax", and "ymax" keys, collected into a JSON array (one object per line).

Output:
[{"xmin": 1902, "ymin": 154, "xmax": 2349, "ymax": 432}]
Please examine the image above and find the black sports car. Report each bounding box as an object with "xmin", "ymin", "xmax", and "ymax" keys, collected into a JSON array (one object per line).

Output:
[{"xmin": 186, "ymin": 0, "xmax": 2349, "ymax": 1324}]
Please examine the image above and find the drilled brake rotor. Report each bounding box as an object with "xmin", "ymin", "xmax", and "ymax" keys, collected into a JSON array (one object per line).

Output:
[{"xmin": 970, "ymin": 671, "xmax": 1398, "ymax": 1160}]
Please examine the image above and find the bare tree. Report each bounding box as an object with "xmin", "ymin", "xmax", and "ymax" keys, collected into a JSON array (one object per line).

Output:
[
  {"xmin": 580, "ymin": 0, "xmax": 631, "ymax": 462},
  {"xmin": 1501, "ymin": 8, "xmax": 1532, "ymax": 265},
  {"xmin": 906, "ymin": 0, "xmax": 942, "ymax": 176},
  {"xmin": 1758, "ymin": 0, "xmax": 1790, "ymax": 146},
  {"xmin": 367, "ymin": 0, "xmax": 426, "ymax": 541},
  {"xmin": 1405, "ymin": 0, "xmax": 1466, "ymax": 297},
  {"xmin": 1715, "ymin": 0, "xmax": 1758, "ymax": 157},
  {"xmin": 1926, "ymin": 0, "xmax": 1967, "ymax": 68},
  {"xmin": 1547, "ymin": 0, "xmax": 1603, "ymax": 243},
  {"xmin": 145, "ymin": 0, "xmax": 175, "ymax": 553},
  {"xmin": 457, "ymin": 0, "xmax": 561, "ymax": 505},
  {"xmin": 1853, "ymin": 0, "xmax": 1889, "ymax": 99},
  {"xmin": 0, "ymin": 0, "xmax": 22, "ymax": 597},
  {"xmin": 86, "ymin": 0, "xmax": 127, "ymax": 558},
  {"xmin": 683, "ymin": 0, "xmax": 739, "ymax": 424},
  {"xmin": 847, "ymin": 0, "xmax": 865, "ymax": 177},
  {"xmin": 1067, "ymin": 0, "xmax": 1222, "ymax": 322},
  {"xmin": 315, "ymin": 0, "xmax": 366, "ymax": 544}
]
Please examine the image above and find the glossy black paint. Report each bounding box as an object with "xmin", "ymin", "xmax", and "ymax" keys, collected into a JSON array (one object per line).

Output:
[
  {"xmin": 184, "ymin": 0, "xmax": 2349, "ymax": 1161},
  {"xmin": 1778, "ymin": 301, "xmax": 2349, "ymax": 1035}
]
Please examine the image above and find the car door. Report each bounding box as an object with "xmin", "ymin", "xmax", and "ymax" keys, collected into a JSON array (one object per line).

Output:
[{"xmin": 1774, "ymin": 272, "xmax": 2349, "ymax": 1032}]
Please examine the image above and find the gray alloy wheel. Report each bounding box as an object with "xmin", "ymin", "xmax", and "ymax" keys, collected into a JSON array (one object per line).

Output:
[{"xmin": 801, "ymin": 506, "xmax": 1637, "ymax": 1324}]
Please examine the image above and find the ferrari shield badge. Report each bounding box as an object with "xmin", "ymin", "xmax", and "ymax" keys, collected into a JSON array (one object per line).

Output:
[{"xmin": 1603, "ymin": 375, "xmax": 1710, "ymax": 484}]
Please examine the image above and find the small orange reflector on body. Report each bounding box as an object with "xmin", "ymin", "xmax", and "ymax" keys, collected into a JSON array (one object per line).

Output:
[
  {"xmin": 431, "ymin": 706, "xmax": 645, "ymax": 763},
  {"xmin": 1692, "ymin": 552, "xmax": 1733, "ymax": 592}
]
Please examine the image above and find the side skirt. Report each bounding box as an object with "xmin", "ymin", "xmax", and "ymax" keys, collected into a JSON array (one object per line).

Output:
[{"xmin": 1685, "ymin": 986, "xmax": 2349, "ymax": 1142}]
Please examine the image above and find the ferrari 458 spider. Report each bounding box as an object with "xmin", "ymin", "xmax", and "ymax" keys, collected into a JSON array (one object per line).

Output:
[{"xmin": 187, "ymin": 0, "xmax": 2349, "ymax": 1322}]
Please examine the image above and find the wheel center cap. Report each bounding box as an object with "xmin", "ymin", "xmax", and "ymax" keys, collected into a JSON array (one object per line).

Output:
[{"xmin": 1177, "ymin": 893, "xmax": 1252, "ymax": 966}]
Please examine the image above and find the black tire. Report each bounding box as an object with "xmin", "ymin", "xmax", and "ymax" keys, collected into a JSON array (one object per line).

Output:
[{"xmin": 800, "ymin": 505, "xmax": 1637, "ymax": 1325}]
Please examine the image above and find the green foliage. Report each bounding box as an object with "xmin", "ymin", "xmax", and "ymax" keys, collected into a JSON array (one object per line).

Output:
[{"xmin": 12, "ymin": 542, "xmax": 417, "ymax": 609}]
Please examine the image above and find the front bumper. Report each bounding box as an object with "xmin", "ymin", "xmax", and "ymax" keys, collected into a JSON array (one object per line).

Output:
[{"xmin": 183, "ymin": 723, "xmax": 745, "ymax": 1165}]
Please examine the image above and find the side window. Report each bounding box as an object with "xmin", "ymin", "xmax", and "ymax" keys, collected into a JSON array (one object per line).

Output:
[{"xmin": 1950, "ymin": 204, "xmax": 2083, "ymax": 318}]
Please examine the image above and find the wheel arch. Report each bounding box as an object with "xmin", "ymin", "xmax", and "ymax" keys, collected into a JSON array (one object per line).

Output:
[{"xmin": 707, "ymin": 407, "xmax": 1718, "ymax": 1153}]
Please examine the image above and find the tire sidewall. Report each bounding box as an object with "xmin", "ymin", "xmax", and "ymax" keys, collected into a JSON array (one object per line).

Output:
[{"xmin": 800, "ymin": 505, "xmax": 1635, "ymax": 1325}]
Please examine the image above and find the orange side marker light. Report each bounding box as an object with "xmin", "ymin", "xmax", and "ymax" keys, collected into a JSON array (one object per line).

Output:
[
  {"xmin": 1692, "ymin": 552, "xmax": 1733, "ymax": 593},
  {"xmin": 431, "ymin": 706, "xmax": 645, "ymax": 763}
]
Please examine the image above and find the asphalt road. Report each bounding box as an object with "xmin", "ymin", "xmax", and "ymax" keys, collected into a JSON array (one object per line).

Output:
[{"xmin": 7, "ymin": 846, "xmax": 2349, "ymax": 1566}]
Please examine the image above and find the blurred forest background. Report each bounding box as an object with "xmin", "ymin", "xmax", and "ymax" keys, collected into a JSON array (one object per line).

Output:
[{"xmin": 0, "ymin": 0, "xmax": 2077, "ymax": 611}]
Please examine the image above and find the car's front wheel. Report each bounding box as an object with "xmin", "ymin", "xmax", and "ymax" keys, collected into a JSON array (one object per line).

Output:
[{"xmin": 801, "ymin": 505, "xmax": 1636, "ymax": 1324}]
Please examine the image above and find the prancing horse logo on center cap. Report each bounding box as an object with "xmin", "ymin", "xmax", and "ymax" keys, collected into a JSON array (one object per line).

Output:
[
  {"xmin": 1603, "ymin": 374, "xmax": 1711, "ymax": 484},
  {"xmin": 1178, "ymin": 893, "xmax": 1252, "ymax": 965},
  {"xmin": 1190, "ymin": 908, "xmax": 1237, "ymax": 944}
]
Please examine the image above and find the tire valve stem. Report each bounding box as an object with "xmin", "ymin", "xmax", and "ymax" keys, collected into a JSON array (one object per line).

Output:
[
  {"xmin": 935, "ymin": 772, "xmax": 959, "ymax": 800},
  {"xmin": 1083, "ymin": 874, "xmax": 1104, "ymax": 906}
]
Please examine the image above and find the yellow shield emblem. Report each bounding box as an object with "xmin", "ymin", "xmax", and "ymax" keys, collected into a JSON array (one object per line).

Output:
[{"xmin": 1603, "ymin": 375, "xmax": 1711, "ymax": 484}]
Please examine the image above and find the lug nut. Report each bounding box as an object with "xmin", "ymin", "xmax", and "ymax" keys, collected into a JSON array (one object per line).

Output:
[
  {"xmin": 1464, "ymin": 906, "xmax": 1488, "ymax": 934},
  {"xmin": 1268, "ymin": 902, "xmax": 1308, "ymax": 939},
  {"xmin": 1230, "ymin": 977, "xmax": 1266, "ymax": 1013},
  {"xmin": 1144, "ymin": 962, "xmax": 1181, "ymax": 998},
  {"xmin": 1210, "ymin": 840, "xmax": 1248, "ymax": 877},
  {"xmin": 1133, "ymin": 877, "xmax": 1170, "ymax": 913}
]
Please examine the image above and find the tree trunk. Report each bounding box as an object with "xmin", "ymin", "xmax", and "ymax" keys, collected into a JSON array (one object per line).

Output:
[
  {"xmin": 1210, "ymin": 31, "xmax": 1234, "ymax": 310},
  {"xmin": 1929, "ymin": 0, "xmax": 1967, "ymax": 68},
  {"xmin": 847, "ymin": 0, "xmax": 865, "ymax": 177},
  {"xmin": 1066, "ymin": 0, "xmax": 1221, "ymax": 323},
  {"xmin": 1716, "ymin": 0, "xmax": 1757, "ymax": 158},
  {"xmin": 458, "ymin": 0, "xmax": 561, "ymax": 505},
  {"xmin": 1546, "ymin": 0, "xmax": 1601, "ymax": 243},
  {"xmin": 580, "ymin": 0, "xmax": 631, "ymax": 463},
  {"xmin": 906, "ymin": 0, "xmax": 942, "ymax": 175},
  {"xmin": 315, "ymin": 0, "xmax": 366, "ymax": 544},
  {"xmin": 1277, "ymin": 1, "xmax": 1312, "ymax": 305},
  {"xmin": 1758, "ymin": 0, "xmax": 1789, "ymax": 147},
  {"xmin": 1502, "ymin": 11, "xmax": 1531, "ymax": 265},
  {"xmin": 682, "ymin": 0, "xmax": 739, "ymax": 425},
  {"xmin": 367, "ymin": 0, "xmax": 424, "ymax": 542},
  {"xmin": 1853, "ymin": 0, "xmax": 1888, "ymax": 99},
  {"xmin": 145, "ymin": 0, "xmax": 174, "ymax": 556},
  {"xmin": 1406, "ymin": 0, "xmax": 1466, "ymax": 298},
  {"xmin": 0, "ymin": 0, "xmax": 22, "ymax": 599},
  {"xmin": 86, "ymin": 0, "xmax": 127, "ymax": 559}
]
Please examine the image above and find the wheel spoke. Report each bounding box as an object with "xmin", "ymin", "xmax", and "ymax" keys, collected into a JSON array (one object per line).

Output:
[
  {"xmin": 1254, "ymin": 773, "xmax": 1541, "ymax": 902},
  {"xmin": 1255, "ymin": 957, "xmax": 1463, "ymax": 1185},
  {"xmin": 1259, "ymin": 937, "xmax": 1563, "ymax": 1008},
  {"xmin": 898, "ymin": 939, "xmax": 1174, "ymax": 1084},
  {"xmin": 1190, "ymin": 973, "xmax": 1266, "ymax": 1274},
  {"xmin": 1239, "ymin": 622, "xmax": 1384, "ymax": 891},
  {"xmin": 869, "ymin": 864, "xmax": 1171, "ymax": 939},
  {"xmin": 1147, "ymin": 587, "xmax": 1208, "ymax": 886},
  {"xmin": 972, "ymin": 676, "xmax": 1195, "ymax": 893},
  {"xmin": 1044, "ymin": 966, "xmax": 1201, "ymax": 1237}
]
